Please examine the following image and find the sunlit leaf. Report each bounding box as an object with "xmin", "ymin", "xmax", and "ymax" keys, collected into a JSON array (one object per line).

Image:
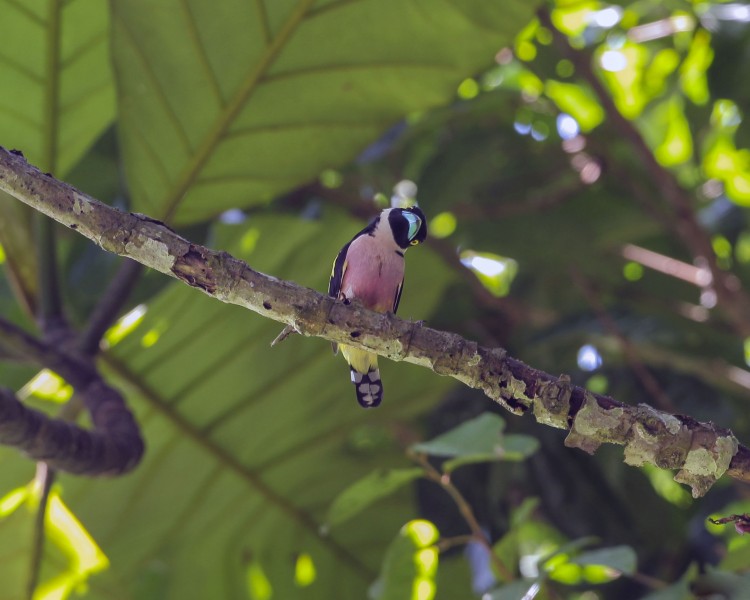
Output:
[
  {"xmin": 702, "ymin": 130, "xmax": 750, "ymax": 205},
  {"xmin": 294, "ymin": 552, "xmax": 316, "ymax": 587},
  {"xmin": 680, "ymin": 29, "xmax": 713, "ymax": 105},
  {"xmin": 600, "ymin": 42, "xmax": 650, "ymax": 119},
  {"xmin": 457, "ymin": 78, "xmax": 480, "ymax": 100},
  {"xmin": 372, "ymin": 520, "xmax": 439, "ymax": 600},
  {"xmin": 18, "ymin": 369, "xmax": 73, "ymax": 404},
  {"xmin": 551, "ymin": 2, "xmax": 598, "ymax": 36},
  {"xmin": 545, "ymin": 80, "xmax": 604, "ymax": 132},
  {"xmin": 246, "ymin": 561, "xmax": 273, "ymax": 600},
  {"xmin": 428, "ymin": 212, "xmax": 457, "ymax": 239},
  {"xmin": 645, "ymin": 49, "xmax": 680, "ymax": 99},
  {"xmin": 35, "ymin": 493, "xmax": 110, "ymax": 600},
  {"xmin": 641, "ymin": 464, "xmax": 692, "ymax": 508},
  {"xmin": 0, "ymin": 486, "xmax": 28, "ymax": 518},
  {"xmin": 653, "ymin": 97, "xmax": 693, "ymax": 167},
  {"xmin": 460, "ymin": 251, "xmax": 518, "ymax": 298},
  {"xmin": 103, "ymin": 304, "xmax": 148, "ymax": 347}
]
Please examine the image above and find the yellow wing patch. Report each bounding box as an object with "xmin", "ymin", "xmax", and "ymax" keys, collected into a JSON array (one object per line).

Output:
[{"xmin": 341, "ymin": 345, "xmax": 378, "ymax": 374}]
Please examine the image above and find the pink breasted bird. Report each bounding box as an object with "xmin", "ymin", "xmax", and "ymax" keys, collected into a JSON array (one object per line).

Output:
[{"xmin": 328, "ymin": 206, "xmax": 428, "ymax": 408}]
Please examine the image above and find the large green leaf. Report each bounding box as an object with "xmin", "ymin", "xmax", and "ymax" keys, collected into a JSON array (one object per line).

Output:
[
  {"xmin": 0, "ymin": 209, "xmax": 456, "ymax": 599},
  {"xmin": 0, "ymin": 0, "xmax": 115, "ymax": 311},
  {"xmin": 110, "ymin": 0, "xmax": 539, "ymax": 225},
  {"xmin": 0, "ymin": 0, "xmax": 114, "ymax": 174}
]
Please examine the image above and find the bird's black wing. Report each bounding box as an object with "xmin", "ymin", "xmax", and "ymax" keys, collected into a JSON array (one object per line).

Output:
[
  {"xmin": 328, "ymin": 241, "xmax": 350, "ymax": 300},
  {"xmin": 328, "ymin": 242, "xmax": 351, "ymax": 355},
  {"xmin": 393, "ymin": 278, "xmax": 404, "ymax": 314}
]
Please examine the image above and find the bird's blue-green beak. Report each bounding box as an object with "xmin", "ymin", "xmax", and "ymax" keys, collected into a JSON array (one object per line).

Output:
[{"xmin": 404, "ymin": 212, "xmax": 423, "ymax": 242}]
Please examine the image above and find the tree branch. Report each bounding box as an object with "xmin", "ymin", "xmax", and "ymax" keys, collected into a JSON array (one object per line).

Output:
[
  {"xmin": 0, "ymin": 383, "xmax": 143, "ymax": 475},
  {"xmin": 27, "ymin": 462, "xmax": 54, "ymax": 600},
  {"xmin": 0, "ymin": 145, "xmax": 748, "ymax": 495},
  {"xmin": 34, "ymin": 212, "xmax": 64, "ymax": 334},
  {"xmin": 78, "ymin": 258, "xmax": 144, "ymax": 355},
  {"xmin": 0, "ymin": 314, "xmax": 144, "ymax": 475}
]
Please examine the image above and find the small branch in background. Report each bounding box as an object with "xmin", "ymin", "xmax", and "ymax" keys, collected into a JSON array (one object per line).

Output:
[
  {"xmin": 26, "ymin": 462, "xmax": 55, "ymax": 600},
  {"xmin": 606, "ymin": 338, "xmax": 750, "ymax": 396},
  {"xmin": 621, "ymin": 244, "xmax": 711, "ymax": 288},
  {"xmin": 435, "ymin": 534, "xmax": 475, "ymax": 553},
  {"xmin": 270, "ymin": 324, "xmax": 297, "ymax": 346},
  {"xmin": 33, "ymin": 212, "xmax": 65, "ymax": 336},
  {"xmin": 571, "ymin": 269, "xmax": 678, "ymax": 413},
  {"xmin": 78, "ymin": 259, "xmax": 144, "ymax": 355},
  {"xmin": 537, "ymin": 7, "xmax": 750, "ymax": 339},
  {"xmin": 0, "ymin": 195, "xmax": 38, "ymax": 318},
  {"xmin": 410, "ymin": 451, "xmax": 515, "ymax": 582}
]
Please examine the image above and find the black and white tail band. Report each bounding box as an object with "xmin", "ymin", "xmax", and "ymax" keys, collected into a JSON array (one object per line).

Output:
[{"xmin": 350, "ymin": 368, "xmax": 383, "ymax": 408}]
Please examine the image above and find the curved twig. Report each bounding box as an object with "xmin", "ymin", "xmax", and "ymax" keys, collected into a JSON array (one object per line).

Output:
[{"xmin": 0, "ymin": 315, "xmax": 144, "ymax": 476}]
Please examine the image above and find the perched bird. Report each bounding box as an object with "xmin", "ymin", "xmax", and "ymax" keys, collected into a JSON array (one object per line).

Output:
[{"xmin": 328, "ymin": 206, "xmax": 428, "ymax": 408}]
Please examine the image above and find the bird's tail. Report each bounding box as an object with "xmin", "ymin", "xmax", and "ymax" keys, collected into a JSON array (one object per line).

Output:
[
  {"xmin": 350, "ymin": 368, "xmax": 383, "ymax": 408},
  {"xmin": 341, "ymin": 345, "xmax": 383, "ymax": 408}
]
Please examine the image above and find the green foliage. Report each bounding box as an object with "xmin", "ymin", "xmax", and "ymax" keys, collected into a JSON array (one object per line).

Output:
[
  {"xmin": 371, "ymin": 520, "xmax": 439, "ymax": 600},
  {"xmin": 411, "ymin": 413, "xmax": 539, "ymax": 471}
]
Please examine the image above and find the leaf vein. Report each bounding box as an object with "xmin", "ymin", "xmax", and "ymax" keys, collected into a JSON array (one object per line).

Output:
[
  {"xmin": 226, "ymin": 119, "xmax": 388, "ymax": 138},
  {"xmin": 158, "ymin": 0, "xmax": 318, "ymax": 222},
  {"xmin": 0, "ymin": 52, "xmax": 43, "ymax": 84},
  {"xmin": 116, "ymin": 18, "xmax": 194, "ymax": 156},
  {"xmin": 179, "ymin": 0, "xmax": 226, "ymax": 108},
  {"xmin": 263, "ymin": 59, "xmax": 460, "ymax": 83},
  {"xmin": 60, "ymin": 29, "xmax": 108, "ymax": 70},
  {"xmin": 4, "ymin": 0, "xmax": 45, "ymax": 27},
  {"xmin": 254, "ymin": 0, "xmax": 272, "ymax": 45},
  {"xmin": 127, "ymin": 119, "xmax": 174, "ymax": 191}
]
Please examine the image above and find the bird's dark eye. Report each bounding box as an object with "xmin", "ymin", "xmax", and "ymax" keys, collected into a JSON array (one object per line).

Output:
[{"xmin": 410, "ymin": 239, "xmax": 419, "ymax": 246}]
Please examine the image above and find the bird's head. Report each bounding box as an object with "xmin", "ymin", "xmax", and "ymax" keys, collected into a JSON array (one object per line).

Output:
[{"xmin": 387, "ymin": 206, "xmax": 427, "ymax": 250}]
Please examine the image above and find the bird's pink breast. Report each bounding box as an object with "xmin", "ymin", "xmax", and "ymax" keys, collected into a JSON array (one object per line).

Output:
[{"xmin": 340, "ymin": 235, "xmax": 404, "ymax": 312}]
